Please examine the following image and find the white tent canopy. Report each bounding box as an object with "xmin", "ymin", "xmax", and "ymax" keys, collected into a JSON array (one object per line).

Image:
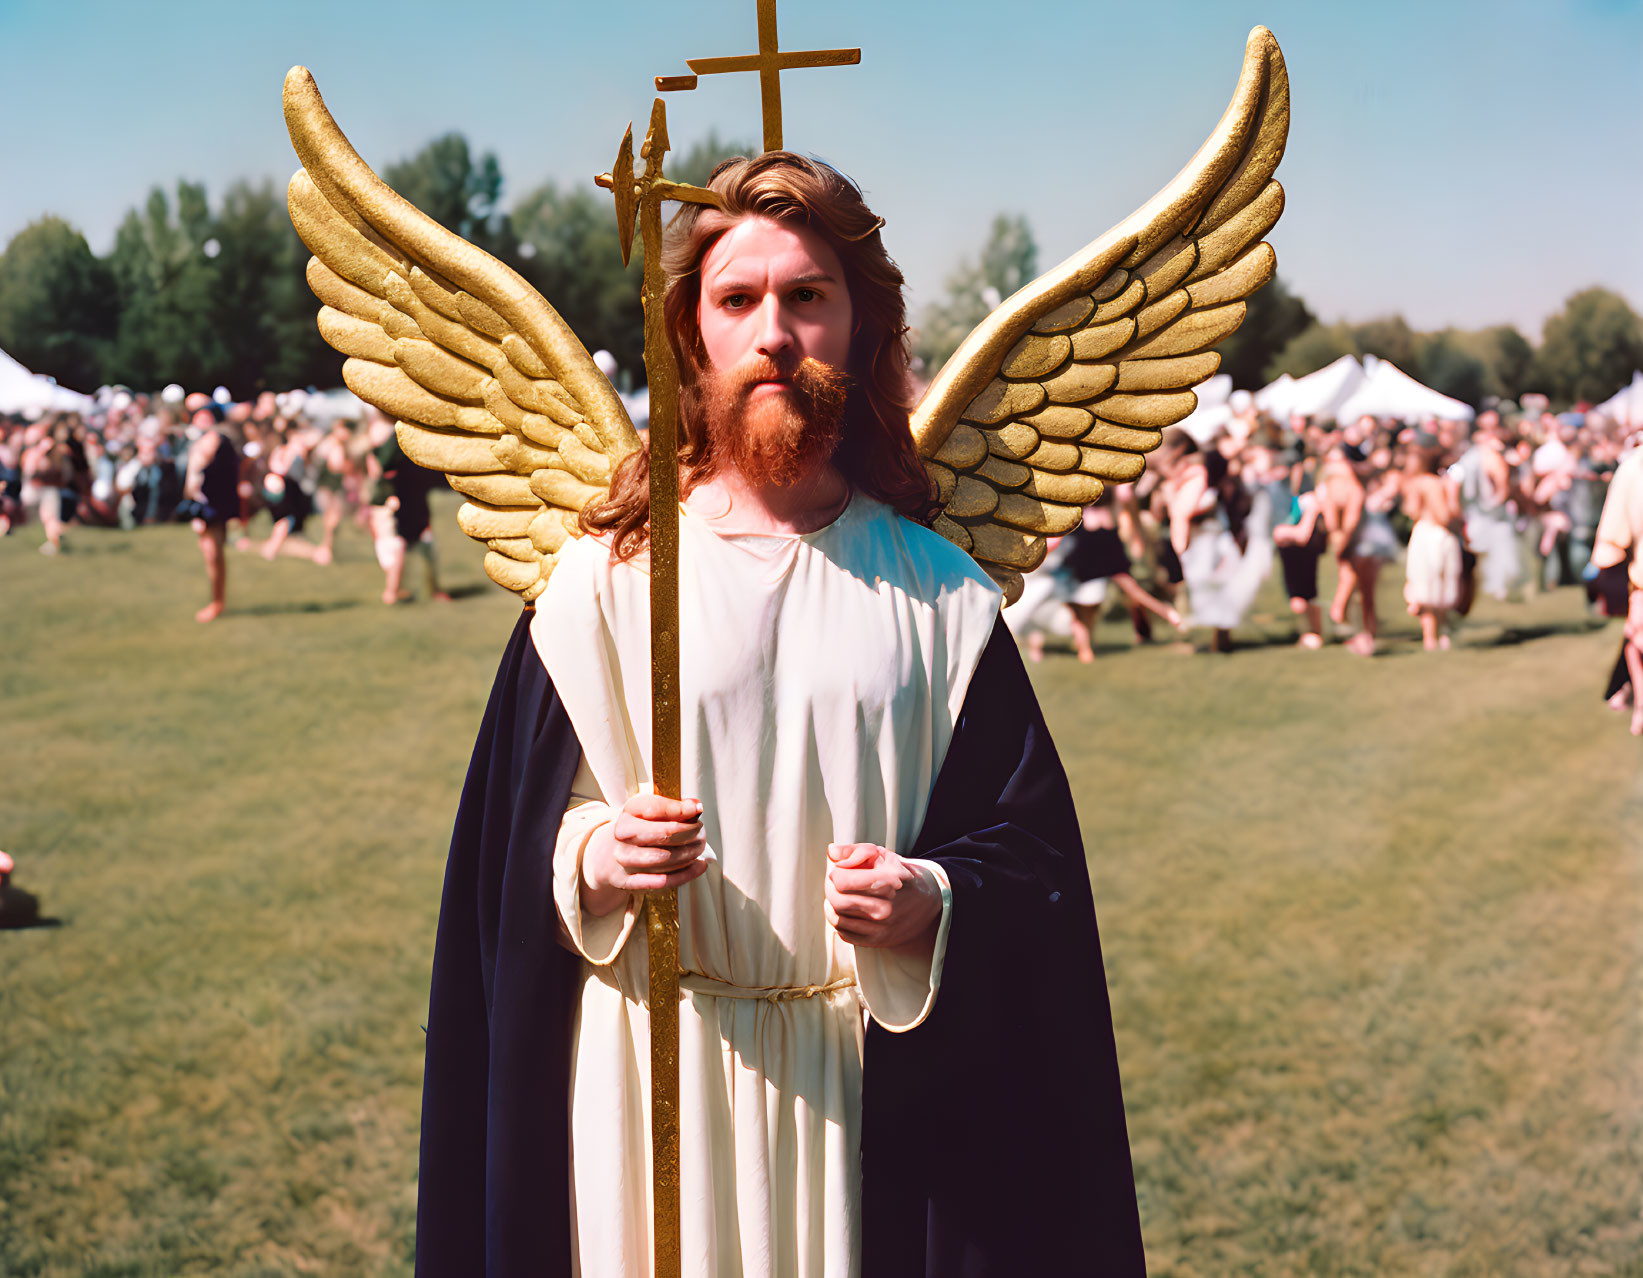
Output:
[
  {"xmin": 1252, "ymin": 372, "xmax": 1293, "ymax": 417},
  {"xmin": 315, "ymin": 386, "xmax": 367, "ymax": 421},
  {"xmin": 1595, "ymin": 371, "xmax": 1643, "ymax": 426},
  {"xmin": 1257, "ymin": 355, "xmax": 1366, "ymax": 423},
  {"xmin": 0, "ymin": 348, "xmax": 94, "ymax": 418},
  {"xmin": 275, "ymin": 385, "xmax": 367, "ymax": 422},
  {"xmin": 1174, "ymin": 373, "xmax": 1234, "ymax": 444},
  {"xmin": 1334, "ymin": 355, "xmax": 1474, "ymax": 424}
]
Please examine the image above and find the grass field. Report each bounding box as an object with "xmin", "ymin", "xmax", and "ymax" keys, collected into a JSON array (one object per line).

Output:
[{"xmin": 2, "ymin": 501, "xmax": 1639, "ymax": 1276}]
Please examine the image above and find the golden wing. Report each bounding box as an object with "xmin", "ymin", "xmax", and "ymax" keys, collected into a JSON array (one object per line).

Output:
[
  {"xmin": 913, "ymin": 26, "xmax": 1288, "ymax": 604},
  {"xmin": 283, "ymin": 67, "xmax": 639, "ymax": 604}
]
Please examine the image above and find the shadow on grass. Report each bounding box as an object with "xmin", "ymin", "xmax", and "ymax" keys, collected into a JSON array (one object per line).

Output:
[
  {"xmin": 1031, "ymin": 639, "xmax": 1171, "ymax": 661},
  {"xmin": 0, "ymin": 883, "xmax": 63, "ymax": 930},
  {"xmin": 56, "ymin": 539, "xmax": 136, "ymax": 555},
  {"xmin": 1223, "ymin": 630, "xmax": 1322, "ymax": 653},
  {"xmin": 0, "ymin": 915, "xmax": 65, "ymax": 931},
  {"xmin": 440, "ymin": 583, "xmax": 493, "ymax": 601},
  {"xmin": 234, "ymin": 599, "xmax": 363, "ymax": 617},
  {"xmin": 1467, "ymin": 618, "xmax": 1610, "ymax": 648}
]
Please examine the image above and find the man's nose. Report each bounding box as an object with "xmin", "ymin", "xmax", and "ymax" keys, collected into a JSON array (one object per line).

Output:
[{"xmin": 753, "ymin": 295, "xmax": 796, "ymax": 360}]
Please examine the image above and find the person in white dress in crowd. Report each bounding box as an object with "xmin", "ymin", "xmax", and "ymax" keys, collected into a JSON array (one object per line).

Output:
[
  {"xmin": 1401, "ymin": 446, "xmax": 1465, "ymax": 650},
  {"xmin": 1164, "ymin": 429, "xmax": 1272, "ymax": 653},
  {"xmin": 1453, "ymin": 411, "xmax": 1522, "ymax": 602}
]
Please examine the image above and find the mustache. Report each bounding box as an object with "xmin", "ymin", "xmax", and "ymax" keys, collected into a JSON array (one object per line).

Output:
[{"xmin": 720, "ymin": 355, "xmax": 851, "ymax": 407}]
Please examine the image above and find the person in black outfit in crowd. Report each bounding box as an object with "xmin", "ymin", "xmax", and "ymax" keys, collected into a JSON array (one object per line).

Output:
[
  {"xmin": 180, "ymin": 408, "xmax": 242, "ymax": 623},
  {"xmin": 1057, "ymin": 493, "xmax": 1184, "ymax": 662},
  {"xmin": 365, "ymin": 410, "xmax": 449, "ymax": 605}
]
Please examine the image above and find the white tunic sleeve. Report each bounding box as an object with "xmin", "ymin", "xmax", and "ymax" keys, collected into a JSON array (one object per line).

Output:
[
  {"xmin": 552, "ymin": 750, "xmax": 640, "ymax": 965},
  {"xmin": 851, "ymin": 859, "xmax": 954, "ymax": 1032}
]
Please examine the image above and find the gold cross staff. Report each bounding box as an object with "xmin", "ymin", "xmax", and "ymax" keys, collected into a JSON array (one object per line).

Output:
[
  {"xmin": 596, "ymin": 100, "xmax": 720, "ymax": 1278},
  {"xmin": 658, "ymin": 0, "xmax": 860, "ymax": 152},
  {"xmin": 597, "ymin": 6, "xmax": 859, "ymax": 1271}
]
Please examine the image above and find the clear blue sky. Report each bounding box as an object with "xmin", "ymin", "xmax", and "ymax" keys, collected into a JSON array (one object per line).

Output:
[{"xmin": 1, "ymin": 0, "xmax": 1638, "ymax": 338}]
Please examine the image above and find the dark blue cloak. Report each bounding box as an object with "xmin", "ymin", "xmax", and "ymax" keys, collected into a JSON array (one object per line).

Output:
[{"xmin": 416, "ymin": 612, "xmax": 1145, "ymax": 1276}]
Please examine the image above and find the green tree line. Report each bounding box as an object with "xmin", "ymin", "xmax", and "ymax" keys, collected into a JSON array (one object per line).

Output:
[
  {"xmin": 914, "ymin": 217, "xmax": 1643, "ymax": 410},
  {"xmin": 0, "ymin": 131, "xmax": 747, "ymax": 397},
  {"xmin": 3, "ymin": 140, "xmax": 1640, "ymax": 410}
]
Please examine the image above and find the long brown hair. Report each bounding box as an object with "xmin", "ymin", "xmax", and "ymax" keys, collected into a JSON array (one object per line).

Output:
[{"xmin": 581, "ymin": 152, "xmax": 937, "ymax": 559}]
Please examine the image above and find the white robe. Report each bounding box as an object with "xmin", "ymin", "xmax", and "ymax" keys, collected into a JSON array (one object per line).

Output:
[
  {"xmin": 1180, "ymin": 485, "xmax": 1273, "ymax": 631},
  {"xmin": 531, "ymin": 495, "xmax": 1000, "ymax": 1278}
]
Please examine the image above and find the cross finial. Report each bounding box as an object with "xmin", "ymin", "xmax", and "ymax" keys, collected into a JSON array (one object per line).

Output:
[{"xmin": 656, "ymin": 0, "xmax": 859, "ymax": 153}]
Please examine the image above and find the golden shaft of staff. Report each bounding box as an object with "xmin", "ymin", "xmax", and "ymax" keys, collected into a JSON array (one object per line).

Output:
[
  {"xmin": 640, "ymin": 179, "xmax": 684, "ymax": 1278},
  {"xmin": 602, "ymin": 94, "xmax": 721, "ymax": 1278}
]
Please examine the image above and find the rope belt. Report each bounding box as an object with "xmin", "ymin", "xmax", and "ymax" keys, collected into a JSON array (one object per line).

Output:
[{"xmin": 678, "ymin": 968, "xmax": 857, "ymax": 1004}]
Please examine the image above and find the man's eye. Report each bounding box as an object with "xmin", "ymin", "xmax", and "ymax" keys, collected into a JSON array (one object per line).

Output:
[
  {"xmin": 792, "ymin": 288, "xmax": 819, "ymax": 303},
  {"xmin": 722, "ymin": 294, "xmax": 749, "ymax": 309}
]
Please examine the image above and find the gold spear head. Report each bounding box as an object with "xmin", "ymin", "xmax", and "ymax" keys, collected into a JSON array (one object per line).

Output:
[
  {"xmin": 594, "ymin": 122, "xmax": 638, "ymax": 266},
  {"xmin": 639, "ymin": 97, "xmax": 670, "ymax": 170}
]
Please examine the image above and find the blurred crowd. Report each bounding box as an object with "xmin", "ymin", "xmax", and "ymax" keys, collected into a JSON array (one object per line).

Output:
[
  {"xmin": 6, "ymin": 380, "xmax": 1640, "ymax": 737},
  {"xmin": 0, "ymin": 385, "xmax": 448, "ymax": 620},
  {"xmin": 1005, "ymin": 391, "xmax": 1643, "ymax": 733}
]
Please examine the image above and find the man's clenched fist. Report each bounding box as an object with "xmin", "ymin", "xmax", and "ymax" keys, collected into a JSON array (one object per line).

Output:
[{"xmin": 824, "ymin": 842, "xmax": 941, "ymax": 956}]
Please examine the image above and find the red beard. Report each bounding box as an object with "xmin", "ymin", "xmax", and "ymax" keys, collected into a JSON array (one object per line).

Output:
[{"xmin": 702, "ymin": 355, "xmax": 851, "ymax": 488}]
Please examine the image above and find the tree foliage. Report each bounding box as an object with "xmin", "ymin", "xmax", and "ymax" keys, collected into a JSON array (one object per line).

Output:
[
  {"xmin": 213, "ymin": 181, "xmax": 340, "ymax": 393},
  {"xmin": 1214, "ymin": 273, "xmax": 1312, "ymax": 389},
  {"xmin": 0, "ymin": 217, "xmax": 116, "ymax": 392},
  {"xmin": 94, "ymin": 180, "xmax": 341, "ymax": 396},
  {"xmin": 513, "ymin": 181, "xmax": 643, "ymax": 374},
  {"xmin": 1264, "ymin": 310, "xmax": 1584, "ymax": 411},
  {"xmin": 382, "ymin": 134, "xmax": 515, "ymax": 261},
  {"xmin": 1349, "ymin": 316, "xmax": 1418, "ymax": 371},
  {"xmin": 1534, "ymin": 287, "xmax": 1643, "ymax": 404},
  {"xmin": 1414, "ymin": 330, "xmax": 1490, "ymax": 407},
  {"xmin": 670, "ymin": 131, "xmax": 756, "ymax": 188},
  {"xmin": 1452, "ymin": 325, "xmax": 1536, "ymax": 403},
  {"xmin": 1267, "ymin": 322, "xmax": 1359, "ymax": 381},
  {"xmin": 105, "ymin": 183, "xmax": 224, "ymax": 391},
  {"xmin": 914, "ymin": 214, "xmax": 1038, "ymax": 373},
  {"xmin": 3, "ymin": 134, "xmax": 1637, "ymax": 410},
  {"xmin": 508, "ymin": 134, "xmax": 754, "ymax": 380}
]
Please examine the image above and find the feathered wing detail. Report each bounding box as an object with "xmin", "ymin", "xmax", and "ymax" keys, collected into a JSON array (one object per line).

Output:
[
  {"xmin": 912, "ymin": 26, "xmax": 1289, "ymax": 604},
  {"xmin": 283, "ymin": 67, "xmax": 639, "ymax": 603}
]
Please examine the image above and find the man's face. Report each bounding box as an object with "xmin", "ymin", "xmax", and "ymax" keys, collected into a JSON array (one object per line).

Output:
[
  {"xmin": 693, "ymin": 216, "xmax": 856, "ymax": 487},
  {"xmin": 697, "ymin": 216, "xmax": 853, "ymax": 383}
]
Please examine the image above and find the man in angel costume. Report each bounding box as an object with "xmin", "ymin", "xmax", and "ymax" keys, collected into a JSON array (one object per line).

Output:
[{"xmin": 282, "ymin": 23, "xmax": 1288, "ymax": 1276}]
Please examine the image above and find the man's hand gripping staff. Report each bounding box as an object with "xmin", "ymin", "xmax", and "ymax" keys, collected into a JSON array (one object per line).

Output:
[
  {"xmin": 581, "ymin": 803, "xmax": 942, "ymax": 955},
  {"xmin": 580, "ymin": 794, "xmax": 709, "ymax": 919}
]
